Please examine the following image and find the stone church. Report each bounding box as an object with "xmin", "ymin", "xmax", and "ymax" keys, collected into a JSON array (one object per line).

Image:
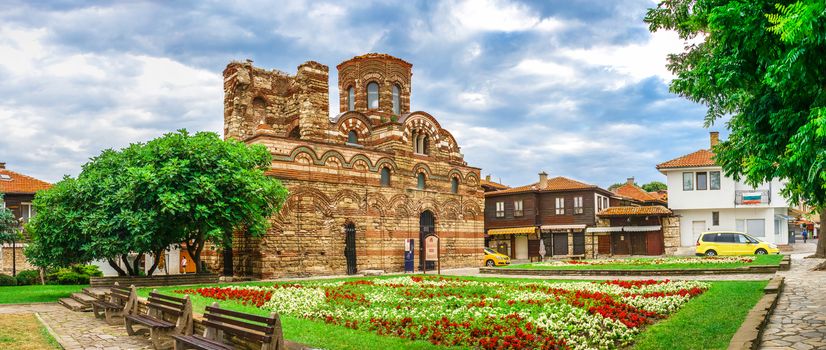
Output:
[{"xmin": 217, "ymin": 53, "xmax": 485, "ymax": 278}]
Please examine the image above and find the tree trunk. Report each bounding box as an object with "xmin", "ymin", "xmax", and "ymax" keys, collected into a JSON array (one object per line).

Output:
[
  {"xmin": 812, "ymin": 208, "xmax": 826, "ymax": 258},
  {"xmin": 120, "ymin": 254, "xmax": 135, "ymax": 276},
  {"xmin": 146, "ymin": 248, "xmax": 164, "ymax": 276},
  {"xmin": 223, "ymin": 246, "xmax": 234, "ymax": 277},
  {"xmin": 193, "ymin": 236, "xmax": 204, "ymax": 274},
  {"xmin": 107, "ymin": 257, "xmax": 128, "ymax": 276},
  {"xmin": 131, "ymin": 253, "xmax": 143, "ymax": 276}
]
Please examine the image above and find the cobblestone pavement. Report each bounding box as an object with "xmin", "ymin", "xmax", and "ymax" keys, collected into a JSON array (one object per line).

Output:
[
  {"xmin": 0, "ymin": 303, "xmax": 151, "ymax": 350},
  {"xmin": 760, "ymin": 241, "xmax": 826, "ymax": 350}
]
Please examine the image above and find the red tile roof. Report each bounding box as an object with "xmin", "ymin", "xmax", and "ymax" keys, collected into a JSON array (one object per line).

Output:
[
  {"xmin": 656, "ymin": 149, "xmax": 716, "ymax": 169},
  {"xmin": 598, "ymin": 205, "xmax": 672, "ymax": 217},
  {"xmin": 480, "ymin": 178, "xmax": 509, "ymax": 190},
  {"xmin": 612, "ymin": 183, "xmax": 666, "ymax": 204},
  {"xmin": 485, "ymin": 176, "xmax": 597, "ymax": 196},
  {"xmin": 0, "ymin": 169, "xmax": 52, "ymax": 194}
]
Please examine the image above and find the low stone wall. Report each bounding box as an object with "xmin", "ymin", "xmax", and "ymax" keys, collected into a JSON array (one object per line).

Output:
[
  {"xmin": 779, "ymin": 255, "xmax": 791, "ymax": 271},
  {"xmin": 0, "ymin": 245, "xmax": 35, "ymax": 275},
  {"xmin": 727, "ymin": 276, "xmax": 785, "ymax": 349},
  {"xmin": 90, "ymin": 273, "xmax": 219, "ymax": 288},
  {"xmin": 479, "ymin": 264, "xmax": 781, "ymax": 276}
]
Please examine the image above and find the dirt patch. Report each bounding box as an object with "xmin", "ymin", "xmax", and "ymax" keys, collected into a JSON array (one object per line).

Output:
[{"xmin": 0, "ymin": 313, "xmax": 59, "ymax": 350}]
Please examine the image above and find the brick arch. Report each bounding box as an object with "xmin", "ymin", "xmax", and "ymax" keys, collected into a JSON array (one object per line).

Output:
[
  {"xmin": 319, "ymin": 150, "xmax": 347, "ymax": 167},
  {"xmin": 464, "ymin": 172, "xmax": 480, "ymax": 187},
  {"xmin": 440, "ymin": 129, "xmax": 460, "ymax": 153},
  {"xmin": 333, "ymin": 189, "xmax": 366, "ymax": 213},
  {"xmin": 416, "ymin": 199, "xmax": 440, "ymax": 219},
  {"xmin": 447, "ymin": 169, "xmax": 463, "ymax": 182},
  {"xmin": 412, "ymin": 163, "xmax": 433, "ymax": 177},
  {"xmin": 336, "ymin": 114, "xmax": 371, "ymax": 141},
  {"xmin": 374, "ymin": 157, "xmax": 398, "ymax": 172}
]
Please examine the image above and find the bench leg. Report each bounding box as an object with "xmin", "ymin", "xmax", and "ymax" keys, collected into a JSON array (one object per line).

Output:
[
  {"xmin": 104, "ymin": 310, "xmax": 124, "ymax": 325},
  {"xmin": 91, "ymin": 305, "xmax": 104, "ymax": 319},
  {"xmin": 150, "ymin": 329, "xmax": 173, "ymax": 350},
  {"xmin": 173, "ymin": 338, "xmax": 188, "ymax": 350},
  {"xmin": 125, "ymin": 318, "xmax": 149, "ymax": 336}
]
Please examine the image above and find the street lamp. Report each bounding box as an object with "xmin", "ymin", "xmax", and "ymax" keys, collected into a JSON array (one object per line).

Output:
[{"xmin": 13, "ymin": 217, "xmax": 23, "ymax": 277}]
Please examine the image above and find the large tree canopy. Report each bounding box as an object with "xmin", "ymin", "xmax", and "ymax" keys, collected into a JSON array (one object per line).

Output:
[
  {"xmin": 646, "ymin": 0, "xmax": 826, "ymax": 256},
  {"xmin": 27, "ymin": 130, "xmax": 288, "ymax": 275}
]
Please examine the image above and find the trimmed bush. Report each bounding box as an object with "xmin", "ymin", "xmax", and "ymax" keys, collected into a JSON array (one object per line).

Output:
[
  {"xmin": 0, "ymin": 274, "xmax": 17, "ymax": 286},
  {"xmin": 47, "ymin": 264, "xmax": 102, "ymax": 285},
  {"xmin": 15, "ymin": 270, "xmax": 40, "ymax": 285}
]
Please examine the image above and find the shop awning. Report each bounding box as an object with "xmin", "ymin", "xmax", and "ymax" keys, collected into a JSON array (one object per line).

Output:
[
  {"xmin": 540, "ymin": 224, "xmax": 587, "ymax": 231},
  {"xmin": 487, "ymin": 226, "xmax": 537, "ymax": 235},
  {"xmin": 586, "ymin": 226, "xmax": 624, "ymax": 233},
  {"xmin": 622, "ymin": 225, "xmax": 662, "ymax": 232}
]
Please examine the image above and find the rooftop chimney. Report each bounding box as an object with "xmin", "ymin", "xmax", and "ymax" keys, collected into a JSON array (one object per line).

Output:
[
  {"xmin": 539, "ymin": 171, "xmax": 548, "ymax": 189},
  {"xmin": 486, "ymin": 174, "xmax": 491, "ymax": 182},
  {"xmin": 0, "ymin": 162, "xmax": 5, "ymax": 169},
  {"xmin": 710, "ymin": 131, "xmax": 719, "ymax": 148},
  {"xmin": 626, "ymin": 177, "xmax": 635, "ymax": 186}
]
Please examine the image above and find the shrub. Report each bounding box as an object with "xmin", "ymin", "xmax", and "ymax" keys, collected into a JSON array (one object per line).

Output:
[
  {"xmin": 15, "ymin": 270, "xmax": 40, "ymax": 285},
  {"xmin": 47, "ymin": 264, "xmax": 102, "ymax": 285},
  {"xmin": 0, "ymin": 274, "xmax": 17, "ymax": 286}
]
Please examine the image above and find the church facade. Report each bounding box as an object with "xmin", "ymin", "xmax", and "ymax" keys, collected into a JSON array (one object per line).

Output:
[{"xmin": 217, "ymin": 53, "xmax": 485, "ymax": 278}]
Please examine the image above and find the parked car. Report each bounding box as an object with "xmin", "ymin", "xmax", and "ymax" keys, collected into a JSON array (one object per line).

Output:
[
  {"xmin": 483, "ymin": 248, "xmax": 510, "ymax": 267},
  {"xmin": 695, "ymin": 231, "xmax": 781, "ymax": 256}
]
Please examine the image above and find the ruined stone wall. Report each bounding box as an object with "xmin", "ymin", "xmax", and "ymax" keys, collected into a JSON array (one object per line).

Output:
[
  {"xmin": 662, "ymin": 216, "xmax": 681, "ymax": 255},
  {"xmin": 214, "ymin": 54, "xmax": 485, "ymax": 278},
  {"xmin": 0, "ymin": 245, "xmax": 35, "ymax": 275}
]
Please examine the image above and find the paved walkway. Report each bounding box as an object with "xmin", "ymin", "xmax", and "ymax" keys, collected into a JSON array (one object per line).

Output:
[
  {"xmin": 760, "ymin": 241, "xmax": 826, "ymax": 350},
  {"xmin": 0, "ymin": 303, "xmax": 151, "ymax": 350}
]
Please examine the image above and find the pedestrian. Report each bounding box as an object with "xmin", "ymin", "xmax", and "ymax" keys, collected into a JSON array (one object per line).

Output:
[
  {"xmin": 803, "ymin": 229, "xmax": 808, "ymax": 243},
  {"xmin": 181, "ymin": 256, "xmax": 188, "ymax": 274}
]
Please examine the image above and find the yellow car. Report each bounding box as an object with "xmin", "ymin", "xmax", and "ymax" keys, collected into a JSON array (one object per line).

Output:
[
  {"xmin": 695, "ymin": 231, "xmax": 781, "ymax": 256},
  {"xmin": 483, "ymin": 248, "xmax": 510, "ymax": 267}
]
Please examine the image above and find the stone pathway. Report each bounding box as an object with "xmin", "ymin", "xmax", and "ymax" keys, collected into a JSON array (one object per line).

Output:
[
  {"xmin": 760, "ymin": 241, "xmax": 826, "ymax": 350},
  {"xmin": 0, "ymin": 303, "xmax": 151, "ymax": 350}
]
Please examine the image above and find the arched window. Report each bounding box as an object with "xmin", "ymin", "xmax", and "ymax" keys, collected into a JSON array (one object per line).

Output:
[
  {"xmin": 347, "ymin": 130, "xmax": 358, "ymax": 144},
  {"xmin": 380, "ymin": 167, "xmax": 391, "ymax": 187},
  {"xmin": 347, "ymin": 86, "xmax": 355, "ymax": 111},
  {"xmin": 367, "ymin": 82, "xmax": 379, "ymax": 109},
  {"xmin": 392, "ymin": 84, "xmax": 401, "ymax": 115},
  {"xmin": 417, "ymin": 173, "xmax": 426, "ymax": 190},
  {"xmin": 451, "ymin": 177, "xmax": 459, "ymax": 194},
  {"xmin": 288, "ymin": 126, "xmax": 301, "ymax": 139}
]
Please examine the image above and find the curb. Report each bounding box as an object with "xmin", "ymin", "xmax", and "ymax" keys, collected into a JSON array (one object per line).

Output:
[
  {"xmin": 727, "ymin": 276, "xmax": 784, "ymax": 350},
  {"xmin": 779, "ymin": 255, "xmax": 791, "ymax": 271},
  {"xmin": 34, "ymin": 312, "xmax": 65, "ymax": 350},
  {"xmin": 479, "ymin": 265, "xmax": 781, "ymax": 276}
]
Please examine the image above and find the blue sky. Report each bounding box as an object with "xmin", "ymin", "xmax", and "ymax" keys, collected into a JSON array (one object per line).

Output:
[{"xmin": 0, "ymin": 0, "xmax": 720, "ymax": 188}]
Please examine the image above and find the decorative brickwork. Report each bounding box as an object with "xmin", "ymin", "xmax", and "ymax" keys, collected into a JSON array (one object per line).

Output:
[{"xmin": 215, "ymin": 54, "xmax": 484, "ymax": 278}]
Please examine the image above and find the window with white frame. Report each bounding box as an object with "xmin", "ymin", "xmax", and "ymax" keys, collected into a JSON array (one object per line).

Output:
[
  {"xmin": 710, "ymin": 171, "xmax": 721, "ymax": 190},
  {"xmin": 683, "ymin": 172, "xmax": 694, "ymax": 191},
  {"xmin": 495, "ymin": 201, "xmax": 504, "ymax": 217},
  {"xmin": 555, "ymin": 197, "xmax": 564, "ymax": 215},
  {"xmin": 21, "ymin": 203, "xmax": 34, "ymax": 222},
  {"xmin": 696, "ymin": 172, "xmax": 708, "ymax": 190},
  {"xmin": 574, "ymin": 196, "xmax": 583, "ymax": 214},
  {"xmin": 347, "ymin": 86, "xmax": 355, "ymax": 111},
  {"xmin": 514, "ymin": 200, "xmax": 523, "ymax": 217},
  {"xmin": 367, "ymin": 82, "xmax": 379, "ymax": 109}
]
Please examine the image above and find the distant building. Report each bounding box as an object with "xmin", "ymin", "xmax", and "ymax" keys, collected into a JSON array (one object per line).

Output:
[
  {"xmin": 656, "ymin": 132, "xmax": 791, "ymax": 251},
  {"xmin": 218, "ymin": 53, "xmax": 485, "ymax": 278},
  {"xmin": 480, "ymin": 175, "xmax": 508, "ymax": 192},
  {"xmin": 0, "ymin": 162, "xmax": 51, "ymax": 274}
]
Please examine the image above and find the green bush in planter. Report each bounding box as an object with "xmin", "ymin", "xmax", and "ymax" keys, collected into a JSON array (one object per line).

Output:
[
  {"xmin": 0, "ymin": 274, "xmax": 17, "ymax": 286},
  {"xmin": 15, "ymin": 270, "xmax": 40, "ymax": 285}
]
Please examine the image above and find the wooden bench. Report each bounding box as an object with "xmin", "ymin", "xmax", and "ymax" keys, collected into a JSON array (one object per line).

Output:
[
  {"xmin": 126, "ymin": 290, "xmax": 193, "ymax": 350},
  {"xmin": 91, "ymin": 282, "xmax": 138, "ymax": 325},
  {"xmin": 172, "ymin": 302, "xmax": 283, "ymax": 350}
]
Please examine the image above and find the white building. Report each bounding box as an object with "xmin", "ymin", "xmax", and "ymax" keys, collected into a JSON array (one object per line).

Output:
[{"xmin": 657, "ymin": 132, "xmax": 791, "ymax": 252}]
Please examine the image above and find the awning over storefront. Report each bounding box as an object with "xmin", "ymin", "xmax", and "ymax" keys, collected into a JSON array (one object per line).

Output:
[
  {"xmin": 540, "ymin": 224, "xmax": 587, "ymax": 231},
  {"xmin": 775, "ymin": 214, "xmax": 794, "ymax": 221},
  {"xmin": 622, "ymin": 225, "xmax": 662, "ymax": 232},
  {"xmin": 585, "ymin": 226, "xmax": 624, "ymax": 233},
  {"xmin": 487, "ymin": 226, "xmax": 537, "ymax": 235}
]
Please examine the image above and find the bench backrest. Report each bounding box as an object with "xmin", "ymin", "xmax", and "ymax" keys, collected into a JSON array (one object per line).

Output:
[
  {"xmin": 108, "ymin": 282, "xmax": 132, "ymax": 305},
  {"xmin": 202, "ymin": 302, "xmax": 284, "ymax": 350},
  {"xmin": 146, "ymin": 290, "xmax": 193, "ymax": 335}
]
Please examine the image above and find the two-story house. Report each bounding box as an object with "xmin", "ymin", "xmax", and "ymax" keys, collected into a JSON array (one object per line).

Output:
[
  {"xmin": 656, "ymin": 132, "xmax": 791, "ymax": 251},
  {"xmin": 0, "ymin": 162, "xmax": 51, "ymax": 275},
  {"xmin": 484, "ymin": 172, "xmax": 616, "ymax": 260}
]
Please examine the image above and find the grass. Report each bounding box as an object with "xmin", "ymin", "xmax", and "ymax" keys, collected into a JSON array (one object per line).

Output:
[
  {"xmin": 633, "ymin": 280, "xmax": 768, "ymax": 349},
  {"xmin": 501, "ymin": 254, "xmax": 784, "ymax": 270},
  {"xmin": 0, "ymin": 284, "xmax": 88, "ymax": 304},
  {"xmin": 140, "ymin": 275, "xmax": 767, "ymax": 350},
  {"xmin": 0, "ymin": 313, "xmax": 61, "ymax": 349}
]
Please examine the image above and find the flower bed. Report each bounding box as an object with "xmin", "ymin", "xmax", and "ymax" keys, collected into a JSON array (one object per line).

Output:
[
  {"xmin": 175, "ymin": 277, "xmax": 709, "ymax": 349},
  {"xmin": 536, "ymin": 256, "xmax": 755, "ymax": 267}
]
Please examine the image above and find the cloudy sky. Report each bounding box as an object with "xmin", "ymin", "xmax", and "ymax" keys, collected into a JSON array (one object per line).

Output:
[{"xmin": 0, "ymin": 0, "xmax": 719, "ymax": 188}]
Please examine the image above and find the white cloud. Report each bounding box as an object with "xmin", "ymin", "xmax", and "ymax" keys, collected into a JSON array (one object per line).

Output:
[{"xmin": 0, "ymin": 25, "xmax": 222, "ymax": 182}]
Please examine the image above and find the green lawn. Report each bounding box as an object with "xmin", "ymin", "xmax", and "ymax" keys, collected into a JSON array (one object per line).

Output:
[
  {"xmin": 141, "ymin": 275, "xmax": 766, "ymax": 350},
  {"xmin": 0, "ymin": 285, "xmax": 88, "ymax": 304},
  {"xmin": 501, "ymin": 254, "xmax": 784, "ymax": 270}
]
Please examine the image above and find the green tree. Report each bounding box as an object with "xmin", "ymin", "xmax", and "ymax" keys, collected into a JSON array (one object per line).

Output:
[
  {"xmin": 0, "ymin": 195, "xmax": 20, "ymax": 245},
  {"xmin": 27, "ymin": 130, "xmax": 288, "ymax": 275},
  {"xmin": 641, "ymin": 181, "xmax": 667, "ymax": 192},
  {"xmin": 646, "ymin": 0, "xmax": 826, "ymax": 257}
]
